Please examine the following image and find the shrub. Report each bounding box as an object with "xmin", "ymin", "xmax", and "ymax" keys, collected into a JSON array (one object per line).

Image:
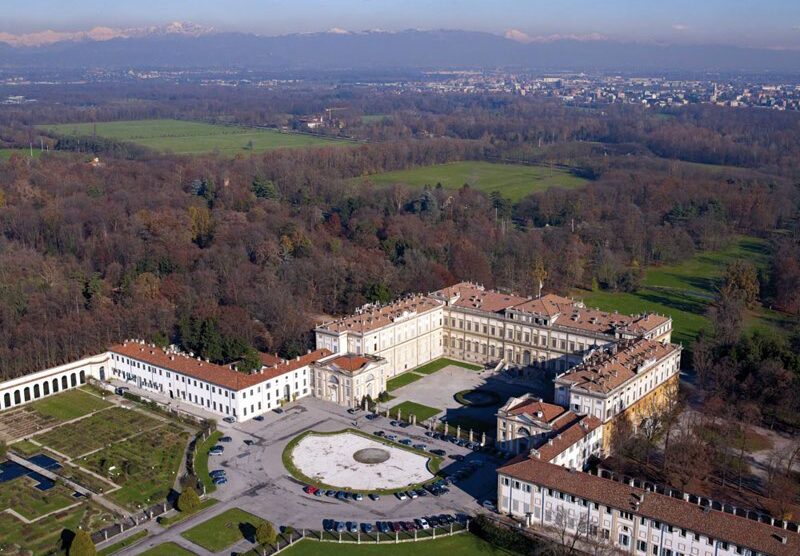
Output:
[
  {"xmin": 256, "ymin": 520, "xmax": 277, "ymax": 546},
  {"xmin": 68, "ymin": 529, "xmax": 96, "ymax": 556},
  {"xmin": 177, "ymin": 486, "xmax": 201, "ymax": 513}
]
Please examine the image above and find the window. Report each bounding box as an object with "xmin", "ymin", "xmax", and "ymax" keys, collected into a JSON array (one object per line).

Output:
[
  {"xmin": 618, "ymin": 533, "xmax": 630, "ymax": 547},
  {"xmin": 638, "ymin": 541, "xmax": 648, "ymax": 552}
]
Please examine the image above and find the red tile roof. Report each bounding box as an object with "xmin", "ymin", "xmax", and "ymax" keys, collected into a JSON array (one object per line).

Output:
[
  {"xmin": 109, "ymin": 342, "xmax": 330, "ymax": 391},
  {"xmin": 498, "ymin": 459, "xmax": 800, "ymax": 556},
  {"xmin": 507, "ymin": 398, "xmax": 567, "ymax": 423},
  {"xmin": 532, "ymin": 415, "xmax": 601, "ymax": 462},
  {"xmin": 316, "ymin": 295, "xmax": 442, "ymax": 334}
]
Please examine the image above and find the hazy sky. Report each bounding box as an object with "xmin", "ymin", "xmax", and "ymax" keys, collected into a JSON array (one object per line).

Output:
[{"xmin": 3, "ymin": 0, "xmax": 800, "ymax": 48}]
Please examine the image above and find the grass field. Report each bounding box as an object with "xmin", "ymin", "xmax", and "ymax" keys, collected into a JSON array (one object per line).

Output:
[
  {"xmin": 181, "ymin": 507, "xmax": 265, "ymax": 552},
  {"xmin": 389, "ymin": 401, "xmax": 441, "ymax": 422},
  {"xmin": 357, "ymin": 161, "xmax": 589, "ymax": 201},
  {"xmin": 0, "ymin": 478, "xmax": 76, "ymax": 521},
  {"xmin": 35, "ymin": 406, "xmax": 161, "ymax": 458},
  {"xmin": 414, "ymin": 358, "xmax": 482, "ymax": 375},
  {"xmin": 40, "ymin": 119, "xmax": 349, "ymax": 156},
  {"xmin": 140, "ymin": 542, "xmax": 197, "ymax": 556},
  {"xmin": 79, "ymin": 423, "xmax": 189, "ymax": 510},
  {"xmin": 0, "ymin": 148, "xmax": 42, "ymax": 161},
  {"xmin": 578, "ymin": 236, "xmax": 794, "ymax": 347},
  {"xmin": 280, "ymin": 534, "xmax": 517, "ymax": 555},
  {"xmin": 386, "ymin": 372, "xmax": 426, "ymax": 391},
  {"xmin": 28, "ymin": 388, "xmax": 111, "ymax": 421}
]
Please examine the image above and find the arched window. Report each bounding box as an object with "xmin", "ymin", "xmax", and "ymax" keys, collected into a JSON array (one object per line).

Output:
[
  {"xmin": 43, "ymin": 382, "xmax": 50, "ymax": 396},
  {"xmin": 70, "ymin": 373, "xmax": 77, "ymax": 387},
  {"xmin": 53, "ymin": 378, "xmax": 59, "ymax": 393},
  {"xmin": 79, "ymin": 370, "xmax": 86, "ymax": 384},
  {"xmin": 24, "ymin": 387, "xmax": 31, "ymax": 402},
  {"xmin": 33, "ymin": 384, "xmax": 41, "ymax": 399},
  {"xmin": 3, "ymin": 393, "xmax": 10, "ymax": 408},
  {"xmin": 14, "ymin": 390, "xmax": 21, "ymax": 404},
  {"xmin": 62, "ymin": 376, "xmax": 68, "ymax": 390}
]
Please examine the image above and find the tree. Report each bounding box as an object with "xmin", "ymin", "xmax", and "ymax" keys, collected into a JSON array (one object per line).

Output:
[
  {"xmin": 252, "ymin": 176, "xmax": 278, "ymax": 199},
  {"xmin": 721, "ymin": 260, "xmax": 759, "ymax": 308},
  {"xmin": 237, "ymin": 346, "xmax": 262, "ymax": 373},
  {"xmin": 255, "ymin": 520, "xmax": 277, "ymax": 546},
  {"xmin": 177, "ymin": 486, "xmax": 201, "ymax": 513},
  {"xmin": 69, "ymin": 529, "xmax": 96, "ymax": 556},
  {"xmin": 531, "ymin": 259, "xmax": 548, "ymax": 298}
]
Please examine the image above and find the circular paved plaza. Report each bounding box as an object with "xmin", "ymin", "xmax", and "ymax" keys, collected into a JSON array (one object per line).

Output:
[{"xmin": 290, "ymin": 431, "xmax": 433, "ymax": 491}]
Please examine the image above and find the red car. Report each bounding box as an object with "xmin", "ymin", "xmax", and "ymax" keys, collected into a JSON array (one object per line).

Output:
[{"xmin": 303, "ymin": 485, "xmax": 318, "ymax": 495}]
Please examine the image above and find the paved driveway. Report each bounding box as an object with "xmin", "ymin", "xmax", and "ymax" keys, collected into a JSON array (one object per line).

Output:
[{"xmin": 112, "ymin": 397, "xmax": 502, "ymax": 555}]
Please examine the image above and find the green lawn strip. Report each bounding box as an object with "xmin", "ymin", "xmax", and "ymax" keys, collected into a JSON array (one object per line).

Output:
[
  {"xmin": 0, "ymin": 148, "xmax": 42, "ymax": 161},
  {"xmin": 356, "ymin": 160, "xmax": 589, "ymax": 201},
  {"xmin": 29, "ymin": 387, "xmax": 112, "ymax": 421},
  {"xmin": 78, "ymin": 423, "xmax": 189, "ymax": 510},
  {"xmin": 194, "ymin": 430, "xmax": 223, "ymax": 494},
  {"xmin": 39, "ymin": 119, "xmax": 350, "ymax": 156},
  {"xmin": 97, "ymin": 529, "xmax": 148, "ymax": 556},
  {"xmin": 10, "ymin": 439, "xmax": 42, "ymax": 456},
  {"xmin": 386, "ymin": 372, "xmax": 425, "ymax": 391},
  {"xmin": 181, "ymin": 507, "xmax": 265, "ymax": 552},
  {"xmin": 282, "ymin": 429, "xmax": 442, "ymax": 494},
  {"xmin": 388, "ymin": 401, "xmax": 442, "ymax": 423},
  {"xmin": 276, "ymin": 533, "xmax": 517, "ymax": 555},
  {"xmin": 414, "ymin": 358, "xmax": 481, "ymax": 375},
  {"xmin": 139, "ymin": 542, "xmax": 197, "ymax": 556},
  {"xmin": 158, "ymin": 498, "xmax": 218, "ymax": 527}
]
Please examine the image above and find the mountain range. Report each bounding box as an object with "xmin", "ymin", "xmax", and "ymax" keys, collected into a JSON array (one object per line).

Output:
[{"xmin": 1, "ymin": 26, "xmax": 798, "ymax": 73}]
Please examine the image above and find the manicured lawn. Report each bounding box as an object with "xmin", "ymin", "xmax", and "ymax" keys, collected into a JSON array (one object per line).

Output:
[
  {"xmin": 386, "ymin": 372, "xmax": 424, "ymax": 391},
  {"xmin": 181, "ymin": 507, "xmax": 265, "ymax": 552},
  {"xmin": 34, "ymin": 406, "xmax": 161, "ymax": 458},
  {"xmin": 79, "ymin": 423, "xmax": 190, "ymax": 510},
  {"xmin": 40, "ymin": 119, "xmax": 350, "ymax": 156},
  {"xmin": 578, "ymin": 236, "xmax": 794, "ymax": 347},
  {"xmin": 10, "ymin": 439, "xmax": 42, "ymax": 456},
  {"xmin": 194, "ymin": 430, "xmax": 223, "ymax": 494},
  {"xmin": 414, "ymin": 358, "xmax": 482, "ymax": 375},
  {"xmin": 140, "ymin": 542, "xmax": 196, "ymax": 556},
  {"xmin": 98, "ymin": 529, "xmax": 148, "ymax": 556},
  {"xmin": 279, "ymin": 533, "xmax": 517, "ymax": 555},
  {"xmin": 357, "ymin": 161, "xmax": 589, "ymax": 201},
  {"xmin": 29, "ymin": 388, "xmax": 112, "ymax": 421},
  {"xmin": 389, "ymin": 401, "xmax": 441, "ymax": 422}
]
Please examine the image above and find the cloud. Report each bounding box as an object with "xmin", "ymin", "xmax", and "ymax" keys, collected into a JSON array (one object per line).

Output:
[
  {"xmin": 504, "ymin": 29, "xmax": 607, "ymax": 44},
  {"xmin": 672, "ymin": 24, "xmax": 690, "ymax": 31}
]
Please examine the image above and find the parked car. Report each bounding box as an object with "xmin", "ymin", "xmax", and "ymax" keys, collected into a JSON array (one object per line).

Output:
[
  {"xmin": 361, "ymin": 522, "xmax": 373, "ymax": 533},
  {"xmin": 415, "ymin": 488, "xmax": 427, "ymax": 497},
  {"xmin": 334, "ymin": 521, "xmax": 345, "ymax": 533},
  {"xmin": 385, "ymin": 434, "xmax": 397, "ymax": 441},
  {"xmin": 208, "ymin": 446, "xmax": 224, "ymax": 455},
  {"xmin": 273, "ymin": 407, "xmax": 284, "ymax": 414},
  {"xmin": 398, "ymin": 422, "xmax": 410, "ymax": 428},
  {"xmin": 425, "ymin": 431, "xmax": 435, "ymax": 437},
  {"xmin": 209, "ymin": 470, "xmax": 226, "ymax": 478},
  {"xmin": 336, "ymin": 491, "xmax": 347, "ymax": 500},
  {"xmin": 219, "ymin": 436, "xmax": 232, "ymax": 443},
  {"xmin": 243, "ymin": 439, "xmax": 254, "ymax": 446},
  {"xmin": 412, "ymin": 443, "xmax": 427, "ymax": 451},
  {"xmin": 403, "ymin": 521, "xmax": 416, "ymax": 531},
  {"xmin": 407, "ymin": 490, "xmax": 418, "ymax": 499},
  {"xmin": 314, "ymin": 489, "xmax": 323, "ymax": 497},
  {"xmin": 303, "ymin": 485, "xmax": 318, "ymax": 494},
  {"xmin": 389, "ymin": 420, "xmax": 399, "ymax": 427},
  {"xmin": 415, "ymin": 518, "xmax": 430, "ymax": 530},
  {"xmin": 450, "ymin": 454, "xmax": 464, "ymax": 461},
  {"xmin": 212, "ymin": 477, "xmax": 227, "ymax": 485},
  {"xmin": 253, "ymin": 415, "xmax": 265, "ymax": 421},
  {"xmin": 431, "ymin": 449, "xmax": 446, "ymax": 456},
  {"xmin": 482, "ymin": 500, "xmax": 498, "ymax": 512},
  {"xmin": 377, "ymin": 521, "xmax": 390, "ymax": 534},
  {"xmin": 368, "ymin": 493, "xmax": 380, "ymax": 501},
  {"xmin": 322, "ymin": 519, "xmax": 334, "ymax": 531},
  {"xmin": 353, "ymin": 493, "xmax": 364, "ymax": 501},
  {"xmin": 373, "ymin": 430, "xmax": 385, "ymax": 437},
  {"xmin": 428, "ymin": 516, "xmax": 440, "ymax": 527},
  {"xmin": 346, "ymin": 521, "xmax": 358, "ymax": 533},
  {"xmin": 399, "ymin": 439, "xmax": 412, "ymax": 445},
  {"xmin": 223, "ymin": 416, "xmax": 235, "ymax": 424},
  {"xmin": 365, "ymin": 413, "xmax": 379, "ymax": 420},
  {"xmin": 325, "ymin": 490, "xmax": 336, "ymax": 497},
  {"xmin": 114, "ymin": 387, "xmax": 129, "ymax": 395},
  {"xmin": 395, "ymin": 491, "xmax": 408, "ymax": 501}
]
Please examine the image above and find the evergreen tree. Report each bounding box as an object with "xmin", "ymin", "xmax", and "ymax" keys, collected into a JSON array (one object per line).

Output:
[
  {"xmin": 177, "ymin": 486, "xmax": 201, "ymax": 513},
  {"xmin": 69, "ymin": 529, "xmax": 96, "ymax": 556}
]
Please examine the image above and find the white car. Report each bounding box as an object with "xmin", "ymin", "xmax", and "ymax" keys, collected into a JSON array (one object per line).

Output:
[
  {"xmin": 416, "ymin": 518, "xmax": 430, "ymax": 530},
  {"xmin": 482, "ymin": 499, "xmax": 497, "ymax": 512},
  {"xmin": 395, "ymin": 491, "xmax": 408, "ymax": 501},
  {"xmin": 408, "ymin": 490, "xmax": 418, "ymax": 499}
]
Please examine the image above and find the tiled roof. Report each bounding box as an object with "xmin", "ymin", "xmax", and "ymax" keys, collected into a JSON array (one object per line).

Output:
[
  {"xmin": 497, "ymin": 459, "xmax": 800, "ymax": 556},
  {"xmin": 555, "ymin": 338, "xmax": 680, "ymax": 394},
  {"xmin": 532, "ymin": 415, "xmax": 601, "ymax": 462},
  {"xmin": 259, "ymin": 353, "xmax": 284, "ymax": 367},
  {"xmin": 326, "ymin": 354, "xmax": 372, "ymax": 373},
  {"xmin": 109, "ymin": 342, "xmax": 330, "ymax": 391},
  {"xmin": 315, "ymin": 295, "xmax": 442, "ymax": 334},
  {"xmin": 434, "ymin": 282, "xmax": 528, "ymax": 313},
  {"xmin": 506, "ymin": 398, "xmax": 567, "ymax": 423}
]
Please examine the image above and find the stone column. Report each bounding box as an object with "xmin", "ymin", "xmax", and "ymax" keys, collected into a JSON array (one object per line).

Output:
[
  {"xmin": 456, "ymin": 425, "xmax": 461, "ymax": 439},
  {"xmin": 444, "ymin": 423, "xmax": 449, "ymax": 435},
  {"xmin": 397, "ymin": 408, "xmax": 402, "ymax": 421},
  {"xmin": 412, "ymin": 414, "xmax": 417, "ymax": 426},
  {"xmin": 469, "ymin": 429, "xmax": 473, "ymax": 442},
  {"xmin": 481, "ymin": 432, "xmax": 486, "ymax": 446}
]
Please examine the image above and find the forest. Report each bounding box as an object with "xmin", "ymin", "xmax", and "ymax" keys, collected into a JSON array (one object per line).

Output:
[{"xmin": 0, "ymin": 83, "xmax": 798, "ymax": 429}]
